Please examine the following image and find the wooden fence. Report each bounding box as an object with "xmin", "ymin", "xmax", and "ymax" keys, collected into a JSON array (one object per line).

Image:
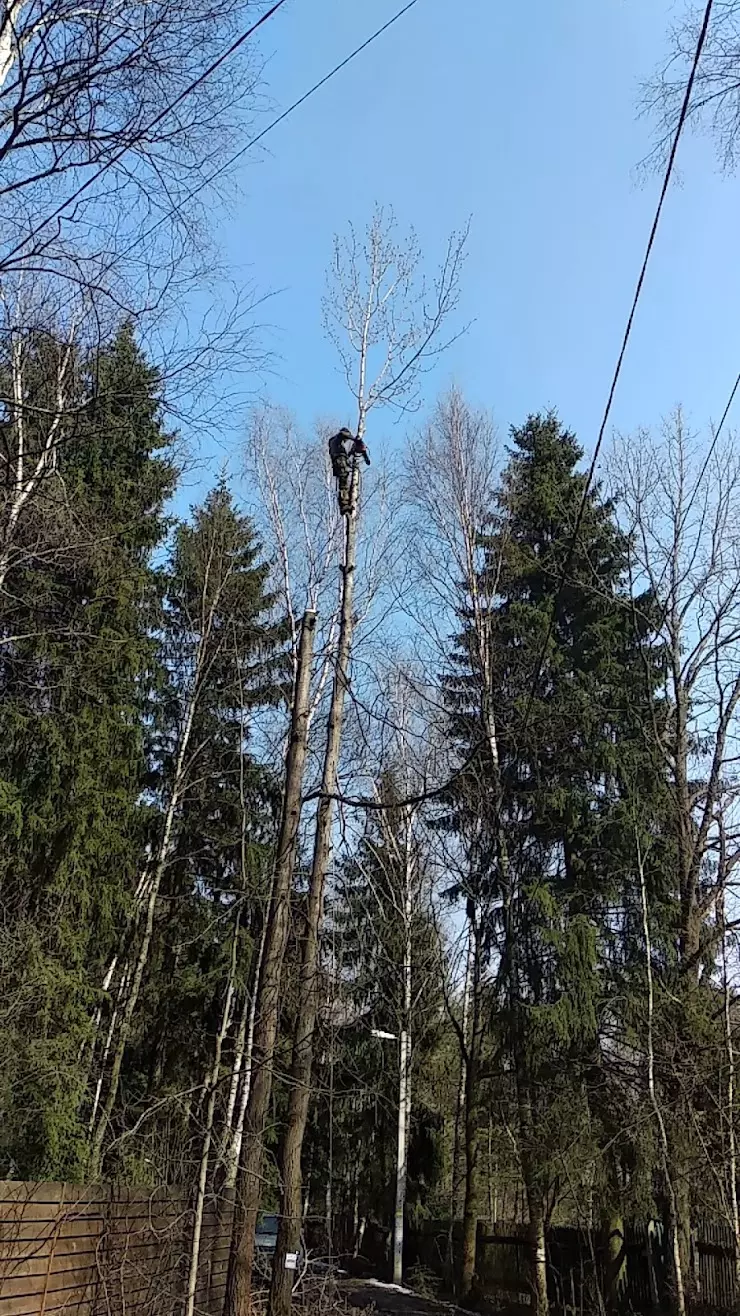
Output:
[
  {"xmin": 5, "ymin": 1189, "xmax": 740, "ymax": 1316},
  {"xmin": 401, "ymin": 1216, "xmax": 740, "ymax": 1312},
  {"xmin": 0, "ymin": 1181, "xmax": 233, "ymax": 1316}
]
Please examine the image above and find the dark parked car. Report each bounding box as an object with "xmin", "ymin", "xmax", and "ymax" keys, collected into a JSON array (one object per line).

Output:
[
  {"xmin": 255, "ymin": 1214, "xmax": 279, "ymax": 1254},
  {"xmin": 254, "ymin": 1215, "xmax": 304, "ymax": 1275}
]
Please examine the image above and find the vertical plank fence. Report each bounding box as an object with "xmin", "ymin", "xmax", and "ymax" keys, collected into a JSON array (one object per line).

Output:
[{"xmin": 402, "ymin": 1216, "xmax": 740, "ymax": 1312}]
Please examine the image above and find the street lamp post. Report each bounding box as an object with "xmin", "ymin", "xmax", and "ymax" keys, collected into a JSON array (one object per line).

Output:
[{"xmin": 371, "ymin": 1026, "xmax": 409, "ymax": 1286}]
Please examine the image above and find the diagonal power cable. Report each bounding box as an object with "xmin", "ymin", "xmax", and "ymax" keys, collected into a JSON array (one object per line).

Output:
[
  {"xmin": 518, "ymin": 0, "xmax": 716, "ymax": 739},
  {"xmin": 2, "ymin": 0, "xmax": 422, "ymax": 275},
  {"xmin": 112, "ymin": 0, "xmax": 423, "ymax": 268},
  {"xmin": 0, "ymin": 0, "xmax": 293, "ymax": 272}
]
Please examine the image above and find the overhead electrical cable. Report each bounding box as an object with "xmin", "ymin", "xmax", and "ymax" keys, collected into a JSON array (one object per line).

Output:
[
  {"xmin": 2, "ymin": 0, "xmax": 422, "ymax": 273},
  {"xmin": 0, "ymin": 0, "xmax": 293, "ymax": 270},
  {"xmin": 517, "ymin": 0, "xmax": 716, "ymax": 739}
]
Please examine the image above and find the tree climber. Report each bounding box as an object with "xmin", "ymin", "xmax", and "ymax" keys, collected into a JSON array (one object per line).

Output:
[
  {"xmin": 328, "ymin": 428, "xmax": 370, "ymax": 516},
  {"xmin": 350, "ymin": 435, "xmax": 371, "ymax": 466},
  {"xmin": 328, "ymin": 428, "xmax": 352, "ymax": 515}
]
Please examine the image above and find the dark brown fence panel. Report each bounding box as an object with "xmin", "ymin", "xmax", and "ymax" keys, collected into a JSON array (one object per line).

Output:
[
  {"xmin": 695, "ymin": 1219, "xmax": 738, "ymax": 1311},
  {"xmin": 478, "ymin": 1224, "xmax": 530, "ymax": 1302},
  {"xmin": 0, "ymin": 1183, "xmax": 234, "ymax": 1316},
  {"xmin": 401, "ymin": 1215, "xmax": 740, "ymax": 1313}
]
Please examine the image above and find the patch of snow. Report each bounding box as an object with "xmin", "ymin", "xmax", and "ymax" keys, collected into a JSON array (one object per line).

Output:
[{"xmin": 364, "ymin": 1279, "xmax": 415, "ymax": 1295}]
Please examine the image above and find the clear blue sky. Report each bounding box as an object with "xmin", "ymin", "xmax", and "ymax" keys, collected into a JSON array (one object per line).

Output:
[{"xmin": 183, "ymin": 0, "xmax": 740, "ymax": 493}]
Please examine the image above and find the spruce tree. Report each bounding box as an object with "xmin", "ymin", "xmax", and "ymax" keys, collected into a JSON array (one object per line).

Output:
[
  {"xmin": 446, "ymin": 413, "xmax": 664, "ymax": 1295},
  {"xmin": 318, "ymin": 794, "xmax": 445, "ymax": 1243},
  {"xmin": 0, "ymin": 323, "xmax": 176, "ymax": 1178},
  {"xmin": 112, "ymin": 484, "xmax": 286, "ymax": 1182}
]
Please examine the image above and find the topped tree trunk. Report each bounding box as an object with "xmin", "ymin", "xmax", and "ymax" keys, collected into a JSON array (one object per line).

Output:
[
  {"xmin": 224, "ymin": 608, "xmax": 316, "ymax": 1316},
  {"xmin": 268, "ymin": 209, "xmax": 467, "ymax": 1316},
  {"xmin": 269, "ymin": 467, "xmax": 361, "ymax": 1316}
]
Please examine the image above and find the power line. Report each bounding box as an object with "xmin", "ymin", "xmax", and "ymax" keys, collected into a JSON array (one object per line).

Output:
[
  {"xmin": 4, "ymin": 0, "xmax": 422, "ymax": 278},
  {"xmin": 201, "ymin": 0, "xmax": 421, "ymax": 191},
  {"xmin": 0, "ymin": 0, "xmax": 292, "ymax": 273},
  {"xmin": 676, "ymin": 368, "xmax": 740, "ymax": 538},
  {"xmin": 104, "ymin": 0, "xmax": 422, "ymax": 269},
  {"xmin": 518, "ymin": 0, "xmax": 716, "ymax": 738}
]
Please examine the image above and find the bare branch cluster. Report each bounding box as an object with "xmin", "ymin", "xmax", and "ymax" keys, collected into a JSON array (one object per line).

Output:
[
  {"xmin": 642, "ymin": 2, "xmax": 740, "ymax": 171},
  {"xmin": 322, "ymin": 205, "xmax": 469, "ymax": 431}
]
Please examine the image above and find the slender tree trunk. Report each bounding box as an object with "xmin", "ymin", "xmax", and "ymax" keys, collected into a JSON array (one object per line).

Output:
[
  {"xmin": 480, "ymin": 646, "xmax": 545, "ymax": 1309},
  {"xmin": 479, "ymin": 675, "xmax": 546, "ymax": 1313},
  {"xmin": 525, "ymin": 1189, "xmax": 548, "ymax": 1316},
  {"xmin": 602, "ymin": 1151, "xmax": 626, "ymax": 1312},
  {"xmin": 488, "ymin": 1123, "xmax": 497, "ymax": 1223},
  {"xmin": 185, "ymin": 925, "xmax": 239, "ymax": 1316},
  {"xmin": 269, "ymin": 476, "xmax": 360, "ymax": 1316},
  {"xmin": 671, "ymin": 651, "xmax": 699, "ymax": 1304},
  {"xmin": 88, "ymin": 955, "xmax": 133, "ymax": 1132},
  {"xmin": 85, "ymin": 863, "xmax": 155, "ymax": 1124},
  {"xmin": 448, "ymin": 924, "xmax": 474, "ymax": 1286},
  {"xmin": 392, "ymin": 1026, "xmax": 410, "ymax": 1286},
  {"xmin": 461, "ymin": 917, "xmax": 482, "ymax": 1302},
  {"xmin": 88, "ymin": 673, "xmax": 200, "ymax": 1177},
  {"xmin": 326, "ymin": 1021, "xmax": 335, "ymax": 1261},
  {"xmin": 637, "ymin": 830, "xmax": 686, "ymax": 1316},
  {"xmin": 225, "ymin": 609, "xmax": 317, "ymax": 1316},
  {"xmin": 0, "ymin": 328, "xmax": 72, "ymax": 594},
  {"xmin": 720, "ymin": 895, "xmax": 740, "ymax": 1294},
  {"xmin": 604, "ymin": 1206, "xmax": 626, "ymax": 1311},
  {"xmin": 222, "ymin": 913, "xmax": 268, "ymax": 1190},
  {"xmin": 505, "ymin": 867, "xmax": 547, "ymax": 1316},
  {"xmin": 392, "ymin": 816, "xmax": 414, "ymax": 1287},
  {"xmin": 0, "ymin": 2, "xmax": 26, "ymax": 95},
  {"xmin": 389, "ymin": 973, "xmax": 410, "ymax": 1279},
  {"xmin": 222, "ymin": 990, "xmax": 249, "ymax": 1158},
  {"xmin": 219, "ymin": 644, "xmax": 268, "ymax": 1187},
  {"xmin": 79, "ymin": 954, "xmax": 118, "ymax": 1068}
]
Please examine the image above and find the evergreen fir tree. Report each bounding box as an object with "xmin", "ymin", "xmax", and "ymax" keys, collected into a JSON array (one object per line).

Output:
[
  {"xmin": 328, "ymin": 779, "xmax": 444, "ymax": 1232},
  {"xmin": 445, "ymin": 412, "xmax": 666, "ymax": 1246},
  {"xmin": 112, "ymin": 484, "xmax": 286, "ymax": 1182},
  {"xmin": 0, "ymin": 323, "xmax": 176, "ymax": 1178}
]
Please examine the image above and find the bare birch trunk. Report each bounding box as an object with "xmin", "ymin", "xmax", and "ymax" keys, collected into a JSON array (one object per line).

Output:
[
  {"xmin": 221, "ymin": 910, "xmax": 268, "ymax": 1190},
  {"xmin": 269, "ymin": 476, "xmax": 360, "ymax": 1316},
  {"xmin": 720, "ymin": 894, "xmax": 740, "ymax": 1294},
  {"xmin": 448, "ymin": 923, "xmax": 474, "ymax": 1286},
  {"xmin": 218, "ymin": 640, "xmax": 266, "ymax": 1185},
  {"xmin": 0, "ymin": 317, "xmax": 83, "ymax": 597},
  {"xmin": 392, "ymin": 1024, "xmax": 410, "ymax": 1286},
  {"xmin": 185, "ymin": 924, "xmax": 239, "ymax": 1316},
  {"xmin": 461, "ymin": 916, "xmax": 482, "ymax": 1301},
  {"xmin": 505, "ymin": 866, "xmax": 547, "ymax": 1316},
  {"xmin": 526, "ymin": 1196, "xmax": 548, "ymax": 1316},
  {"xmin": 88, "ymin": 673, "xmax": 200, "ymax": 1177},
  {"xmin": 225, "ymin": 609, "xmax": 316, "ymax": 1316},
  {"xmin": 636, "ymin": 831, "xmax": 686, "ymax": 1316},
  {"xmin": 393, "ymin": 842, "xmax": 413, "ymax": 1287},
  {"xmin": 222, "ymin": 990, "xmax": 249, "ymax": 1156}
]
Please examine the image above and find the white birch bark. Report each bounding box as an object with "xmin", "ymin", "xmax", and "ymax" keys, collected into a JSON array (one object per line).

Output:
[
  {"xmin": 720, "ymin": 886, "xmax": 740, "ymax": 1293},
  {"xmin": 185, "ymin": 923, "xmax": 240, "ymax": 1316},
  {"xmin": 223, "ymin": 916, "xmax": 266, "ymax": 1190},
  {"xmin": 393, "ymin": 813, "xmax": 414, "ymax": 1286},
  {"xmin": 88, "ymin": 529, "xmax": 231, "ymax": 1175},
  {"xmin": 636, "ymin": 829, "xmax": 686, "ymax": 1316}
]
